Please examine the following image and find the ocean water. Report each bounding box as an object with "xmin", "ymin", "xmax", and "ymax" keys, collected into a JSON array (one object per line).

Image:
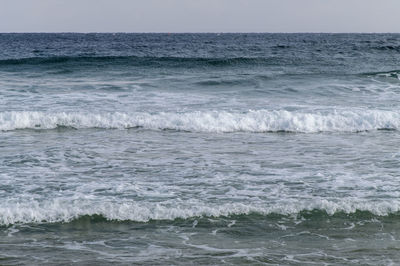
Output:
[{"xmin": 1, "ymin": 33, "xmax": 400, "ymax": 265}]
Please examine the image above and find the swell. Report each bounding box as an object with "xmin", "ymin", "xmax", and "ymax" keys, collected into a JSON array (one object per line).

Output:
[
  {"xmin": 0, "ymin": 56, "xmax": 273, "ymax": 68},
  {"xmin": 2, "ymin": 199, "xmax": 400, "ymax": 226},
  {"xmin": 372, "ymin": 45, "xmax": 400, "ymax": 52},
  {"xmin": 1, "ymin": 110, "xmax": 400, "ymax": 133}
]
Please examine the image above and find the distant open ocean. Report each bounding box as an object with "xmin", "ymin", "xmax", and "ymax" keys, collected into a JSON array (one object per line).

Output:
[{"xmin": 1, "ymin": 33, "xmax": 400, "ymax": 265}]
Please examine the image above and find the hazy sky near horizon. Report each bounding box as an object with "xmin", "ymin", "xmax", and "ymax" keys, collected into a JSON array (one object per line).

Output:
[{"xmin": 1, "ymin": 0, "xmax": 400, "ymax": 33}]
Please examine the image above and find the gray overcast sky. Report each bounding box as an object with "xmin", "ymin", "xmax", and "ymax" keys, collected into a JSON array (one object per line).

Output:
[{"xmin": 1, "ymin": 0, "xmax": 400, "ymax": 33}]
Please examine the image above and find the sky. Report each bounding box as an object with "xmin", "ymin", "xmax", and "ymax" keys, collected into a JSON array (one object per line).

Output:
[{"xmin": 1, "ymin": 0, "xmax": 400, "ymax": 33}]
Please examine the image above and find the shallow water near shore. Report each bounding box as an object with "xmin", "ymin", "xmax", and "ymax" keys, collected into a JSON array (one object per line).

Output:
[{"xmin": 1, "ymin": 33, "xmax": 400, "ymax": 265}]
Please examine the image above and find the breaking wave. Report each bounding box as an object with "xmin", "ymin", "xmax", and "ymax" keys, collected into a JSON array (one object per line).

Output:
[
  {"xmin": 362, "ymin": 69, "xmax": 400, "ymax": 79},
  {"xmin": 2, "ymin": 199, "xmax": 400, "ymax": 226},
  {"xmin": 1, "ymin": 110, "xmax": 400, "ymax": 133}
]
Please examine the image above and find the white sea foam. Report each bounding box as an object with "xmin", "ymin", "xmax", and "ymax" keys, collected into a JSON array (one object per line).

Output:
[
  {"xmin": 1, "ymin": 199, "xmax": 400, "ymax": 225},
  {"xmin": 0, "ymin": 109, "xmax": 400, "ymax": 133}
]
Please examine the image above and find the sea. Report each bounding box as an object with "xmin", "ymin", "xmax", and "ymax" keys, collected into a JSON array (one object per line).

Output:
[{"xmin": 1, "ymin": 33, "xmax": 400, "ymax": 265}]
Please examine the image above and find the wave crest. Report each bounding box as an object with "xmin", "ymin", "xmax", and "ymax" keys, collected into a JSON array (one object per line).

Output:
[
  {"xmin": 1, "ymin": 110, "xmax": 400, "ymax": 133},
  {"xmin": 2, "ymin": 199, "xmax": 400, "ymax": 226}
]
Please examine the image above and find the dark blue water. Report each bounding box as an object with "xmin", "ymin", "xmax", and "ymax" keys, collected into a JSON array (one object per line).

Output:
[{"xmin": 1, "ymin": 33, "xmax": 400, "ymax": 265}]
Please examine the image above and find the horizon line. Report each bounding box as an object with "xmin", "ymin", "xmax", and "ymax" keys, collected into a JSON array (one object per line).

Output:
[{"xmin": 1, "ymin": 31, "xmax": 400, "ymax": 34}]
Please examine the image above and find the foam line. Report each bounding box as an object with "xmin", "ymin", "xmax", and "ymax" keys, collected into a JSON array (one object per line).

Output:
[
  {"xmin": 1, "ymin": 199, "xmax": 400, "ymax": 225},
  {"xmin": 1, "ymin": 110, "xmax": 399, "ymax": 133}
]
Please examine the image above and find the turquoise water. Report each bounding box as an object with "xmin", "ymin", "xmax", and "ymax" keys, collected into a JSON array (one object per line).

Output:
[{"xmin": 1, "ymin": 33, "xmax": 400, "ymax": 265}]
